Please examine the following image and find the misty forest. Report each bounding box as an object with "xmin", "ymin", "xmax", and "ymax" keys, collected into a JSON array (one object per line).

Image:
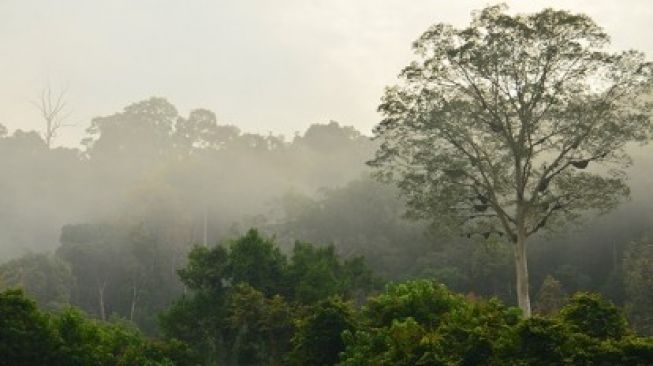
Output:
[{"xmin": 3, "ymin": 3, "xmax": 653, "ymax": 366}]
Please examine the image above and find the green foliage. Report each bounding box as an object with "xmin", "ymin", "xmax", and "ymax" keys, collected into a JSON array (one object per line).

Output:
[
  {"xmin": 227, "ymin": 229, "xmax": 287, "ymax": 297},
  {"xmin": 340, "ymin": 280, "xmax": 653, "ymax": 366},
  {"xmin": 158, "ymin": 291, "xmax": 223, "ymax": 364},
  {"xmin": 0, "ymin": 289, "xmax": 186, "ymax": 366},
  {"xmin": 559, "ymin": 292, "xmax": 628, "ymax": 340},
  {"xmin": 341, "ymin": 317, "xmax": 445, "ymax": 366},
  {"xmin": 505, "ymin": 315, "xmax": 653, "ymax": 366},
  {"xmin": 117, "ymin": 338, "xmax": 198, "ymax": 366},
  {"xmin": 340, "ymin": 280, "xmax": 521, "ymax": 365},
  {"xmin": 287, "ymin": 243, "xmax": 342, "ymax": 304},
  {"xmin": 363, "ymin": 280, "xmax": 464, "ymax": 328},
  {"xmin": 506, "ymin": 316, "xmax": 573, "ymax": 365},
  {"xmin": 0, "ymin": 289, "xmax": 58, "ymax": 365},
  {"xmin": 178, "ymin": 244, "xmax": 229, "ymax": 293},
  {"xmin": 5, "ymin": 271, "xmax": 649, "ymax": 366},
  {"xmin": 623, "ymin": 237, "xmax": 653, "ymax": 335},
  {"xmin": 50, "ymin": 307, "xmax": 144, "ymax": 366},
  {"xmin": 434, "ymin": 299, "xmax": 521, "ymax": 365},
  {"xmin": 52, "ymin": 307, "xmax": 108, "ymax": 365},
  {"xmin": 226, "ymin": 283, "xmax": 294, "ymax": 365},
  {"xmin": 534, "ymin": 275, "xmax": 567, "ymax": 315},
  {"xmin": 290, "ymin": 297, "xmax": 357, "ymax": 366},
  {"xmin": 161, "ymin": 229, "xmax": 377, "ymax": 365},
  {"xmin": 0, "ymin": 253, "xmax": 73, "ymax": 310},
  {"xmin": 613, "ymin": 336, "xmax": 653, "ymax": 365},
  {"xmin": 287, "ymin": 242, "xmax": 378, "ymax": 304},
  {"xmin": 160, "ymin": 282, "xmax": 294, "ymax": 365}
]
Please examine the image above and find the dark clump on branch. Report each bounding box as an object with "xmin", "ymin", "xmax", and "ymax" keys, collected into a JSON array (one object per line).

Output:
[
  {"xmin": 443, "ymin": 169, "xmax": 465, "ymax": 178},
  {"xmin": 474, "ymin": 204, "xmax": 488, "ymax": 212},
  {"xmin": 570, "ymin": 160, "xmax": 589, "ymax": 169},
  {"xmin": 537, "ymin": 178, "xmax": 549, "ymax": 192},
  {"xmin": 462, "ymin": 231, "xmax": 504, "ymax": 239},
  {"xmin": 489, "ymin": 122, "xmax": 502, "ymax": 133}
]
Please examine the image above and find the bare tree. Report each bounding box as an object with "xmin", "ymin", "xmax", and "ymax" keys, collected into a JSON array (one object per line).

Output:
[{"xmin": 32, "ymin": 83, "xmax": 73, "ymax": 148}]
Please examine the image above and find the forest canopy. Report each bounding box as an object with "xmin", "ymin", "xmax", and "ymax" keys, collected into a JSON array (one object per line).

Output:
[{"xmin": 1, "ymin": 3, "xmax": 653, "ymax": 366}]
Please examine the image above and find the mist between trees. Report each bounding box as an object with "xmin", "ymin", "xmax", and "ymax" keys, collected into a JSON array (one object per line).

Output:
[
  {"xmin": 2, "ymin": 4, "xmax": 653, "ymax": 365},
  {"xmin": 0, "ymin": 95, "xmax": 652, "ymax": 334}
]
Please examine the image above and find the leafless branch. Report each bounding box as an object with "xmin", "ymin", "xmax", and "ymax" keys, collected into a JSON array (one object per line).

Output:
[{"xmin": 31, "ymin": 83, "xmax": 74, "ymax": 148}]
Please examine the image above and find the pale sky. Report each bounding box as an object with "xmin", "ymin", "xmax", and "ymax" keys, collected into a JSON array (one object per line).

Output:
[{"xmin": 1, "ymin": 0, "xmax": 651, "ymax": 147}]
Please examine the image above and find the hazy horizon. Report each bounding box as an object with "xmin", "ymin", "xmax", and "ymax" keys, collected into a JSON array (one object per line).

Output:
[{"xmin": 2, "ymin": 0, "xmax": 652, "ymax": 147}]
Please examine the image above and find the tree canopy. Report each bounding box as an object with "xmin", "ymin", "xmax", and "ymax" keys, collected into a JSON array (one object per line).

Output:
[{"xmin": 370, "ymin": 4, "xmax": 653, "ymax": 316}]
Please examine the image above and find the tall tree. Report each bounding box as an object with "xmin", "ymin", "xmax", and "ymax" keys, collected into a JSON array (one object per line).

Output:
[{"xmin": 369, "ymin": 5, "xmax": 653, "ymax": 316}]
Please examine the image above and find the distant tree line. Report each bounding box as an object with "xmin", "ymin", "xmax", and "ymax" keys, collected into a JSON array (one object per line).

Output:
[{"xmin": 0, "ymin": 97, "xmax": 376, "ymax": 261}]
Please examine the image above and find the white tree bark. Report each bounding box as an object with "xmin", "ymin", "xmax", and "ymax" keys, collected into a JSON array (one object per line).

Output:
[{"xmin": 514, "ymin": 230, "xmax": 531, "ymax": 317}]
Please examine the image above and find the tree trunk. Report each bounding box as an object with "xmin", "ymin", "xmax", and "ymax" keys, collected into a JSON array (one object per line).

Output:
[
  {"xmin": 230, "ymin": 323, "xmax": 248, "ymax": 366},
  {"xmin": 514, "ymin": 230, "xmax": 532, "ymax": 317},
  {"xmin": 203, "ymin": 206, "xmax": 208, "ymax": 247},
  {"xmin": 45, "ymin": 119, "xmax": 52, "ymax": 149},
  {"xmin": 98, "ymin": 283, "xmax": 106, "ymax": 321},
  {"xmin": 130, "ymin": 285, "xmax": 138, "ymax": 322}
]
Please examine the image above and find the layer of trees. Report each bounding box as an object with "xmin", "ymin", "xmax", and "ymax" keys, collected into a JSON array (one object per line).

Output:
[
  {"xmin": 0, "ymin": 98, "xmax": 376, "ymax": 260},
  {"xmin": 1, "ymin": 107, "xmax": 653, "ymax": 333},
  {"xmin": 1, "ymin": 95, "xmax": 653, "ymax": 333},
  {"xmin": 3, "ymin": 231, "xmax": 652, "ymax": 365}
]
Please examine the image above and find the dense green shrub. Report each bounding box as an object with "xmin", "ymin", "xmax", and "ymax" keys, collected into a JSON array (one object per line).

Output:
[
  {"xmin": 0, "ymin": 289, "xmax": 58, "ymax": 365},
  {"xmin": 0, "ymin": 289, "xmax": 188, "ymax": 366},
  {"xmin": 340, "ymin": 280, "xmax": 520, "ymax": 365},
  {"xmin": 559, "ymin": 292, "xmax": 629, "ymax": 340},
  {"xmin": 161, "ymin": 229, "xmax": 378, "ymax": 365},
  {"xmin": 290, "ymin": 297, "xmax": 357, "ymax": 365},
  {"xmin": 339, "ymin": 280, "xmax": 653, "ymax": 366}
]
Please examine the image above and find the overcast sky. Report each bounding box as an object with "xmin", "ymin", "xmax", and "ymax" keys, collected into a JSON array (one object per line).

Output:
[{"xmin": 1, "ymin": 0, "xmax": 651, "ymax": 147}]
